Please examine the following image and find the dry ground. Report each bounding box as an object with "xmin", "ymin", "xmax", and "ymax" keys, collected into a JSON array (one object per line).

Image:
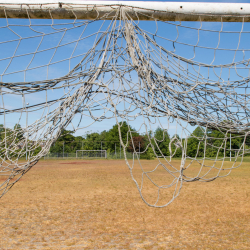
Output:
[{"xmin": 0, "ymin": 159, "xmax": 249, "ymax": 249}]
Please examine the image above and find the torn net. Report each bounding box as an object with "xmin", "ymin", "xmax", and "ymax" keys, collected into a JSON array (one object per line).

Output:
[{"xmin": 0, "ymin": 4, "xmax": 250, "ymax": 207}]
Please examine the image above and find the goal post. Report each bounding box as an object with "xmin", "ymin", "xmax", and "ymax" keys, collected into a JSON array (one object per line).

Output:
[
  {"xmin": 76, "ymin": 150, "xmax": 107, "ymax": 159},
  {"xmin": 1, "ymin": 1, "xmax": 250, "ymax": 22}
]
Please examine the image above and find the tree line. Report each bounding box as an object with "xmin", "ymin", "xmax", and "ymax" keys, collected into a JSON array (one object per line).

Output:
[
  {"xmin": 1, "ymin": 122, "xmax": 249, "ymax": 159},
  {"xmin": 49, "ymin": 122, "xmax": 250, "ymax": 159}
]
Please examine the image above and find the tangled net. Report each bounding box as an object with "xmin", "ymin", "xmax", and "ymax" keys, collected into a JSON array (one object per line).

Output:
[{"xmin": 0, "ymin": 3, "xmax": 250, "ymax": 207}]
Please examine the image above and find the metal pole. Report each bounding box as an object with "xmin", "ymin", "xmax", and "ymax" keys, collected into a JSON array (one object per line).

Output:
[
  {"xmin": 230, "ymin": 133, "xmax": 232, "ymax": 161},
  {"xmin": 115, "ymin": 143, "xmax": 116, "ymax": 159},
  {"xmin": 26, "ymin": 102, "xmax": 29, "ymax": 161},
  {"xmin": 230, "ymin": 88, "xmax": 232, "ymax": 162},
  {"xmin": 139, "ymin": 141, "xmax": 140, "ymax": 159},
  {"xmin": 63, "ymin": 141, "xmax": 64, "ymax": 159},
  {"xmin": 82, "ymin": 141, "xmax": 83, "ymax": 159},
  {"xmin": 120, "ymin": 143, "xmax": 121, "ymax": 159},
  {"xmin": 101, "ymin": 141, "xmax": 102, "ymax": 158}
]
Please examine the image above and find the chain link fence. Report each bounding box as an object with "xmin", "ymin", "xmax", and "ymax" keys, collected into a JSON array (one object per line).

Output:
[{"xmin": 43, "ymin": 151, "xmax": 135, "ymax": 160}]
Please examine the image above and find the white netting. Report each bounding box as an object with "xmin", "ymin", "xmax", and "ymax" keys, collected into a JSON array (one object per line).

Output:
[{"xmin": 0, "ymin": 3, "xmax": 250, "ymax": 206}]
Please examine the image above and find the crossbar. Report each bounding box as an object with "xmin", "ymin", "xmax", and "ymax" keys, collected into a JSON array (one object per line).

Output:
[
  {"xmin": 76, "ymin": 150, "xmax": 107, "ymax": 159},
  {"xmin": 0, "ymin": 1, "xmax": 250, "ymax": 22}
]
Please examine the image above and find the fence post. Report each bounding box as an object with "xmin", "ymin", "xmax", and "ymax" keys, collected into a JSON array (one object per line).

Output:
[
  {"xmin": 63, "ymin": 141, "xmax": 64, "ymax": 159},
  {"xmin": 120, "ymin": 143, "xmax": 121, "ymax": 159},
  {"xmin": 139, "ymin": 141, "xmax": 140, "ymax": 159},
  {"xmin": 230, "ymin": 132, "xmax": 232, "ymax": 161},
  {"xmin": 115, "ymin": 143, "xmax": 116, "ymax": 159}
]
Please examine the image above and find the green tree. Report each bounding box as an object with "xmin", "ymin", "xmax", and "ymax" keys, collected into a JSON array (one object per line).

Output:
[
  {"xmin": 83, "ymin": 132, "xmax": 101, "ymax": 150},
  {"xmin": 0, "ymin": 124, "xmax": 26, "ymax": 158},
  {"xmin": 187, "ymin": 126, "xmax": 244, "ymax": 158},
  {"xmin": 50, "ymin": 130, "xmax": 82, "ymax": 153},
  {"xmin": 187, "ymin": 126, "xmax": 205, "ymax": 158},
  {"xmin": 105, "ymin": 122, "xmax": 138, "ymax": 153},
  {"xmin": 170, "ymin": 134, "xmax": 182, "ymax": 158},
  {"xmin": 152, "ymin": 127, "xmax": 170, "ymax": 157},
  {"xmin": 205, "ymin": 128, "xmax": 242, "ymax": 158},
  {"xmin": 0, "ymin": 124, "xmax": 4, "ymax": 141},
  {"xmin": 13, "ymin": 124, "xmax": 24, "ymax": 142}
]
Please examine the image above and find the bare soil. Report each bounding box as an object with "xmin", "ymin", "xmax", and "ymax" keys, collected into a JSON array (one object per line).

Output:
[{"xmin": 0, "ymin": 159, "xmax": 249, "ymax": 249}]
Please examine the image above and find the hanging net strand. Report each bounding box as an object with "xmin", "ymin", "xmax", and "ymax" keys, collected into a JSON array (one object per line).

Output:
[{"xmin": 0, "ymin": 2, "xmax": 250, "ymax": 207}]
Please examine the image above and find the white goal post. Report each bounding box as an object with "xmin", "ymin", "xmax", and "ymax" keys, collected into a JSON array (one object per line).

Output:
[
  {"xmin": 1, "ymin": 1, "xmax": 250, "ymax": 22},
  {"xmin": 76, "ymin": 150, "xmax": 107, "ymax": 159}
]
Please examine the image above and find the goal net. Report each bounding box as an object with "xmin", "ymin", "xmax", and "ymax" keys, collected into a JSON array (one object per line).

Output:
[
  {"xmin": 0, "ymin": 1, "xmax": 250, "ymax": 206},
  {"xmin": 76, "ymin": 150, "xmax": 107, "ymax": 159}
]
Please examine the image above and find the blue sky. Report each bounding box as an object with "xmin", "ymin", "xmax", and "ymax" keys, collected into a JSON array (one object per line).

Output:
[{"xmin": 1, "ymin": 0, "xmax": 249, "ymax": 139}]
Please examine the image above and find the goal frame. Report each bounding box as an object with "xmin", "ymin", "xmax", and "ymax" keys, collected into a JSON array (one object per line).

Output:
[
  {"xmin": 76, "ymin": 150, "xmax": 107, "ymax": 159},
  {"xmin": 1, "ymin": 1, "xmax": 250, "ymax": 22}
]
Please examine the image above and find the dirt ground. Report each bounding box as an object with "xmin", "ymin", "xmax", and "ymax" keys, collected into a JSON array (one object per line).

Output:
[{"xmin": 0, "ymin": 159, "xmax": 249, "ymax": 249}]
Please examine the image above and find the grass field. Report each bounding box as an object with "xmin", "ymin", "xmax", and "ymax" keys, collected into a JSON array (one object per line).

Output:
[{"xmin": 0, "ymin": 159, "xmax": 249, "ymax": 249}]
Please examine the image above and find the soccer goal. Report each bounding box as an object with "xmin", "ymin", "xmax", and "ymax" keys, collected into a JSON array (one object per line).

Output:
[
  {"xmin": 76, "ymin": 150, "xmax": 107, "ymax": 159},
  {"xmin": 0, "ymin": 1, "xmax": 250, "ymax": 207}
]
